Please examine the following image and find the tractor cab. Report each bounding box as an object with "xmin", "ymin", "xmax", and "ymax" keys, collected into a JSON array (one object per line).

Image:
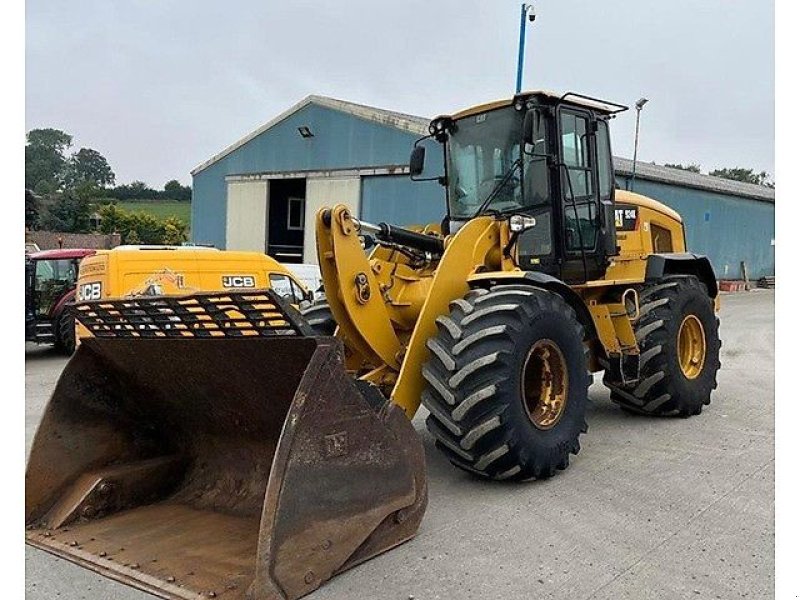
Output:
[
  {"xmin": 25, "ymin": 248, "xmax": 95, "ymax": 351},
  {"xmin": 412, "ymin": 91, "xmax": 628, "ymax": 284}
]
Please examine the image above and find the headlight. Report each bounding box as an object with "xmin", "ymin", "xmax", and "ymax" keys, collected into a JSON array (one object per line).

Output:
[{"xmin": 509, "ymin": 214, "xmax": 537, "ymax": 233}]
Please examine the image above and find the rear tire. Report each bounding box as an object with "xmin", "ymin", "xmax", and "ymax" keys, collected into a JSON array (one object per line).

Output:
[
  {"xmin": 421, "ymin": 285, "xmax": 591, "ymax": 481},
  {"xmin": 54, "ymin": 310, "xmax": 76, "ymax": 355},
  {"xmin": 300, "ymin": 302, "xmax": 337, "ymax": 336},
  {"xmin": 605, "ymin": 276, "xmax": 721, "ymax": 416}
]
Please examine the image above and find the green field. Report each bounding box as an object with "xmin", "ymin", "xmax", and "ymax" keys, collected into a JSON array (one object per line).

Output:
[{"xmin": 116, "ymin": 200, "xmax": 191, "ymax": 223}]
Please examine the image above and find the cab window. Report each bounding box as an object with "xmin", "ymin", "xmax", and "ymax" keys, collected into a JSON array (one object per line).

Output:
[
  {"xmin": 34, "ymin": 259, "xmax": 78, "ymax": 316},
  {"xmin": 560, "ymin": 111, "xmax": 598, "ymax": 252},
  {"xmin": 35, "ymin": 259, "xmax": 78, "ymax": 289},
  {"xmin": 596, "ymin": 120, "xmax": 614, "ymax": 201},
  {"xmin": 560, "ymin": 112, "xmax": 593, "ymax": 199},
  {"xmin": 269, "ymin": 273, "xmax": 306, "ymax": 304}
]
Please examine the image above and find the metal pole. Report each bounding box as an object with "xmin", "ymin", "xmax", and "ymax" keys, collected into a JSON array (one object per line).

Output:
[
  {"xmin": 515, "ymin": 3, "xmax": 528, "ymax": 94},
  {"xmin": 630, "ymin": 97, "xmax": 648, "ymax": 191},
  {"xmin": 630, "ymin": 108, "xmax": 641, "ymax": 191}
]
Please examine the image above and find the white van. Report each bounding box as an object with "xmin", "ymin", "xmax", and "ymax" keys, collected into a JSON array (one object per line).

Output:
[{"xmin": 287, "ymin": 264, "xmax": 324, "ymax": 300}]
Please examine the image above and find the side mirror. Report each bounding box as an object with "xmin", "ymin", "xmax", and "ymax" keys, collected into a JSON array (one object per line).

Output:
[
  {"xmin": 409, "ymin": 146, "xmax": 426, "ymax": 177},
  {"xmin": 522, "ymin": 111, "xmax": 535, "ymax": 146}
]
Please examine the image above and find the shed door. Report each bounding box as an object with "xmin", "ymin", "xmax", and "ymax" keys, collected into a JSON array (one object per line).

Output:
[
  {"xmin": 303, "ymin": 177, "xmax": 361, "ymax": 264},
  {"xmin": 225, "ymin": 181, "xmax": 267, "ymax": 251}
]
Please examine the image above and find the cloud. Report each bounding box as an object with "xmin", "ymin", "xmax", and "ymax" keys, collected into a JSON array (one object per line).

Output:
[{"xmin": 26, "ymin": 0, "xmax": 774, "ymax": 185}]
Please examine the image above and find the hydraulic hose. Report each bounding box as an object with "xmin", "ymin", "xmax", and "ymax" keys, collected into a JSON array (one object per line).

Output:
[{"xmin": 321, "ymin": 209, "xmax": 444, "ymax": 255}]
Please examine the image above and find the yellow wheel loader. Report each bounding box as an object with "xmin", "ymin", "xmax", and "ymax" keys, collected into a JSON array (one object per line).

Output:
[{"xmin": 25, "ymin": 91, "xmax": 721, "ymax": 599}]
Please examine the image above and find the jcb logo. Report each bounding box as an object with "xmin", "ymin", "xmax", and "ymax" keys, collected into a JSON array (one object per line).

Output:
[
  {"xmin": 222, "ymin": 275, "xmax": 256, "ymax": 288},
  {"xmin": 324, "ymin": 431, "xmax": 348, "ymax": 457},
  {"xmin": 79, "ymin": 282, "xmax": 102, "ymax": 301}
]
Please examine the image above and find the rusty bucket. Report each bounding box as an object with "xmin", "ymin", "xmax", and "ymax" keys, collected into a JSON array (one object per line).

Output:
[{"xmin": 25, "ymin": 293, "xmax": 426, "ymax": 600}]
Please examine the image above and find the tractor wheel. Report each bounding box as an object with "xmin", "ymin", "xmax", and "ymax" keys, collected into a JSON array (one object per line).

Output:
[
  {"xmin": 300, "ymin": 302, "xmax": 337, "ymax": 336},
  {"xmin": 421, "ymin": 285, "xmax": 591, "ymax": 481},
  {"xmin": 54, "ymin": 310, "xmax": 76, "ymax": 355},
  {"xmin": 605, "ymin": 276, "xmax": 721, "ymax": 416}
]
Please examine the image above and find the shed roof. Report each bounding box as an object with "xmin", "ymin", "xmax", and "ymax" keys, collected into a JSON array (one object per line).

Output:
[
  {"xmin": 191, "ymin": 95, "xmax": 429, "ymax": 175},
  {"xmin": 192, "ymin": 95, "xmax": 775, "ymax": 204},
  {"xmin": 614, "ymin": 157, "xmax": 774, "ymax": 203}
]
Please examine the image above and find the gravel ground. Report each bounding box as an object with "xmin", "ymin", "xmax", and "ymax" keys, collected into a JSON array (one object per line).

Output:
[{"xmin": 25, "ymin": 290, "xmax": 774, "ymax": 600}]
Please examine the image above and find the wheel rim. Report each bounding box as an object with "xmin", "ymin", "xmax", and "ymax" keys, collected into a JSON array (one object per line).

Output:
[
  {"xmin": 521, "ymin": 339, "xmax": 568, "ymax": 430},
  {"xmin": 677, "ymin": 315, "xmax": 706, "ymax": 379}
]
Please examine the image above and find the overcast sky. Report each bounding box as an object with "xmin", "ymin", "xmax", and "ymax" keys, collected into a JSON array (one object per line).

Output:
[{"xmin": 26, "ymin": 0, "xmax": 774, "ymax": 187}]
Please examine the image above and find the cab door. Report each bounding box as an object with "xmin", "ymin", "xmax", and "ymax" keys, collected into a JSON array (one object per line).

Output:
[
  {"xmin": 556, "ymin": 108, "xmax": 606, "ymax": 283},
  {"xmin": 517, "ymin": 106, "xmax": 560, "ymax": 277}
]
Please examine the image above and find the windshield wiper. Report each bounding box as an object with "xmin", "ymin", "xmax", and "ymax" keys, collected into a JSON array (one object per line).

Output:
[{"xmin": 472, "ymin": 158, "xmax": 522, "ymax": 217}]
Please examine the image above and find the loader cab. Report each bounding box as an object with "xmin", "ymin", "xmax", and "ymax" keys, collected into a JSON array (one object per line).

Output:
[{"xmin": 417, "ymin": 91, "xmax": 627, "ymax": 285}]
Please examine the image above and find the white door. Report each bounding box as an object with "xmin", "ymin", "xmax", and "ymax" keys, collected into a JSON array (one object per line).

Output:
[
  {"xmin": 303, "ymin": 177, "xmax": 361, "ymax": 264},
  {"xmin": 225, "ymin": 181, "xmax": 268, "ymax": 251}
]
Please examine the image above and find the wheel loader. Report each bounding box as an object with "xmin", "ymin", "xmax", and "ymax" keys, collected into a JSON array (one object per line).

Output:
[{"xmin": 25, "ymin": 91, "xmax": 721, "ymax": 600}]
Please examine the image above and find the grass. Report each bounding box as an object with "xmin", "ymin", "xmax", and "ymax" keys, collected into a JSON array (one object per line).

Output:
[{"xmin": 116, "ymin": 200, "xmax": 191, "ymax": 223}]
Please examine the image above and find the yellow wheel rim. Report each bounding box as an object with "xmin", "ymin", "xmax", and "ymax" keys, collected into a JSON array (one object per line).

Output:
[
  {"xmin": 521, "ymin": 340, "xmax": 568, "ymax": 430},
  {"xmin": 678, "ymin": 315, "xmax": 706, "ymax": 379}
]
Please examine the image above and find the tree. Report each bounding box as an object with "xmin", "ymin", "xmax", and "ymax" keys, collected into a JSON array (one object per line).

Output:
[
  {"xmin": 39, "ymin": 190, "xmax": 92, "ymax": 233},
  {"xmin": 128, "ymin": 212, "xmax": 165, "ymax": 244},
  {"xmin": 110, "ymin": 180, "xmax": 154, "ymax": 200},
  {"xmin": 708, "ymin": 167, "xmax": 774, "ymax": 188},
  {"xmin": 665, "ymin": 163, "xmax": 702, "ymax": 174},
  {"xmin": 128, "ymin": 180, "xmax": 149, "ymax": 195},
  {"xmin": 27, "ymin": 128, "xmax": 72, "ymax": 154},
  {"xmin": 164, "ymin": 179, "xmax": 192, "ymax": 201},
  {"xmin": 65, "ymin": 148, "xmax": 116, "ymax": 188},
  {"xmin": 25, "ymin": 190, "xmax": 41, "ymax": 230},
  {"xmin": 96, "ymin": 203, "xmax": 129, "ymax": 234},
  {"xmin": 161, "ymin": 216, "xmax": 189, "ymax": 244},
  {"xmin": 124, "ymin": 229, "xmax": 141, "ymax": 244},
  {"xmin": 25, "ymin": 128, "xmax": 72, "ymax": 192},
  {"xmin": 96, "ymin": 203, "xmax": 190, "ymax": 244}
]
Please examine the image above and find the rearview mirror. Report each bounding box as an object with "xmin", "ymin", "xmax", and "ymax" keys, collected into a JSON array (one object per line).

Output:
[
  {"xmin": 522, "ymin": 111, "xmax": 535, "ymax": 146},
  {"xmin": 409, "ymin": 146, "xmax": 426, "ymax": 176}
]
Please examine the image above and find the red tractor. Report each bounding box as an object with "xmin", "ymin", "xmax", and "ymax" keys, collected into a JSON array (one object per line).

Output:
[{"xmin": 25, "ymin": 248, "xmax": 96, "ymax": 354}]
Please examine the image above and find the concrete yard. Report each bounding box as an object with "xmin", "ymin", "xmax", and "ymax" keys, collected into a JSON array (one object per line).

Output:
[{"xmin": 25, "ymin": 290, "xmax": 775, "ymax": 600}]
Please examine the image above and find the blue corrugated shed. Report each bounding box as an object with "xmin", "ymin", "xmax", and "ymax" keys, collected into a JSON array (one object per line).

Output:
[
  {"xmin": 191, "ymin": 96, "xmax": 441, "ymax": 248},
  {"xmin": 192, "ymin": 95, "xmax": 774, "ymax": 278}
]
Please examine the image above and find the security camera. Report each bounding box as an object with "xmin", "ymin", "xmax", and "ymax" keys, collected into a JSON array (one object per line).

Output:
[{"xmin": 527, "ymin": 5, "xmax": 536, "ymax": 21}]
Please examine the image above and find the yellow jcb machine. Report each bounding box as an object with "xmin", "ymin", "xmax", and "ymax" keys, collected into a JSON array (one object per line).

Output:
[{"xmin": 26, "ymin": 91, "xmax": 721, "ymax": 600}]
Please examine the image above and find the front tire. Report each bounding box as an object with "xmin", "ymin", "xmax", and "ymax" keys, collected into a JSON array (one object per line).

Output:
[
  {"xmin": 421, "ymin": 285, "xmax": 591, "ymax": 481},
  {"xmin": 54, "ymin": 310, "xmax": 76, "ymax": 355},
  {"xmin": 605, "ymin": 276, "xmax": 721, "ymax": 416}
]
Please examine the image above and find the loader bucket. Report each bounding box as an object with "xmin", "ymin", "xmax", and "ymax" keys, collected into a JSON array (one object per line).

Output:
[{"xmin": 25, "ymin": 291, "xmax": 427, "ymax": 600}]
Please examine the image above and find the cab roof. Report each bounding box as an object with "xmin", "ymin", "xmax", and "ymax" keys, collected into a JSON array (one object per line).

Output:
[
  {"xmin": 91, "ymin": 246, "xmax": 291, "ymax": 270},
  {"xmin": 28, "ymin": 248, "xmax": 96, "ymax": 260},
  {"xmin": 447, "ymin": 90, "xmax": 629, "ymax": 121}
]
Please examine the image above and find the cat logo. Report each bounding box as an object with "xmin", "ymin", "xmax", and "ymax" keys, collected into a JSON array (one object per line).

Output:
[
  {"xmin": 222, "ymin": 275, "xmax": 256, "ymax": 288},
  {"xmin": 614, "ymin": 206, "xmax": 639, "ymax": 232}
]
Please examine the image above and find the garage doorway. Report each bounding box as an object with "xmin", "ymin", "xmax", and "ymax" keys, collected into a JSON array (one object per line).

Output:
[{"xmin": 267, "ymin": 179, "xmax": 306, "ymax": 263}]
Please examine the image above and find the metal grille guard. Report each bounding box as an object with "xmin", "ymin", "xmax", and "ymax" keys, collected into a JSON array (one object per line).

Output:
[{"xmin": 73, "ymin": 289, "xmax": 315, "ymax": 338}]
